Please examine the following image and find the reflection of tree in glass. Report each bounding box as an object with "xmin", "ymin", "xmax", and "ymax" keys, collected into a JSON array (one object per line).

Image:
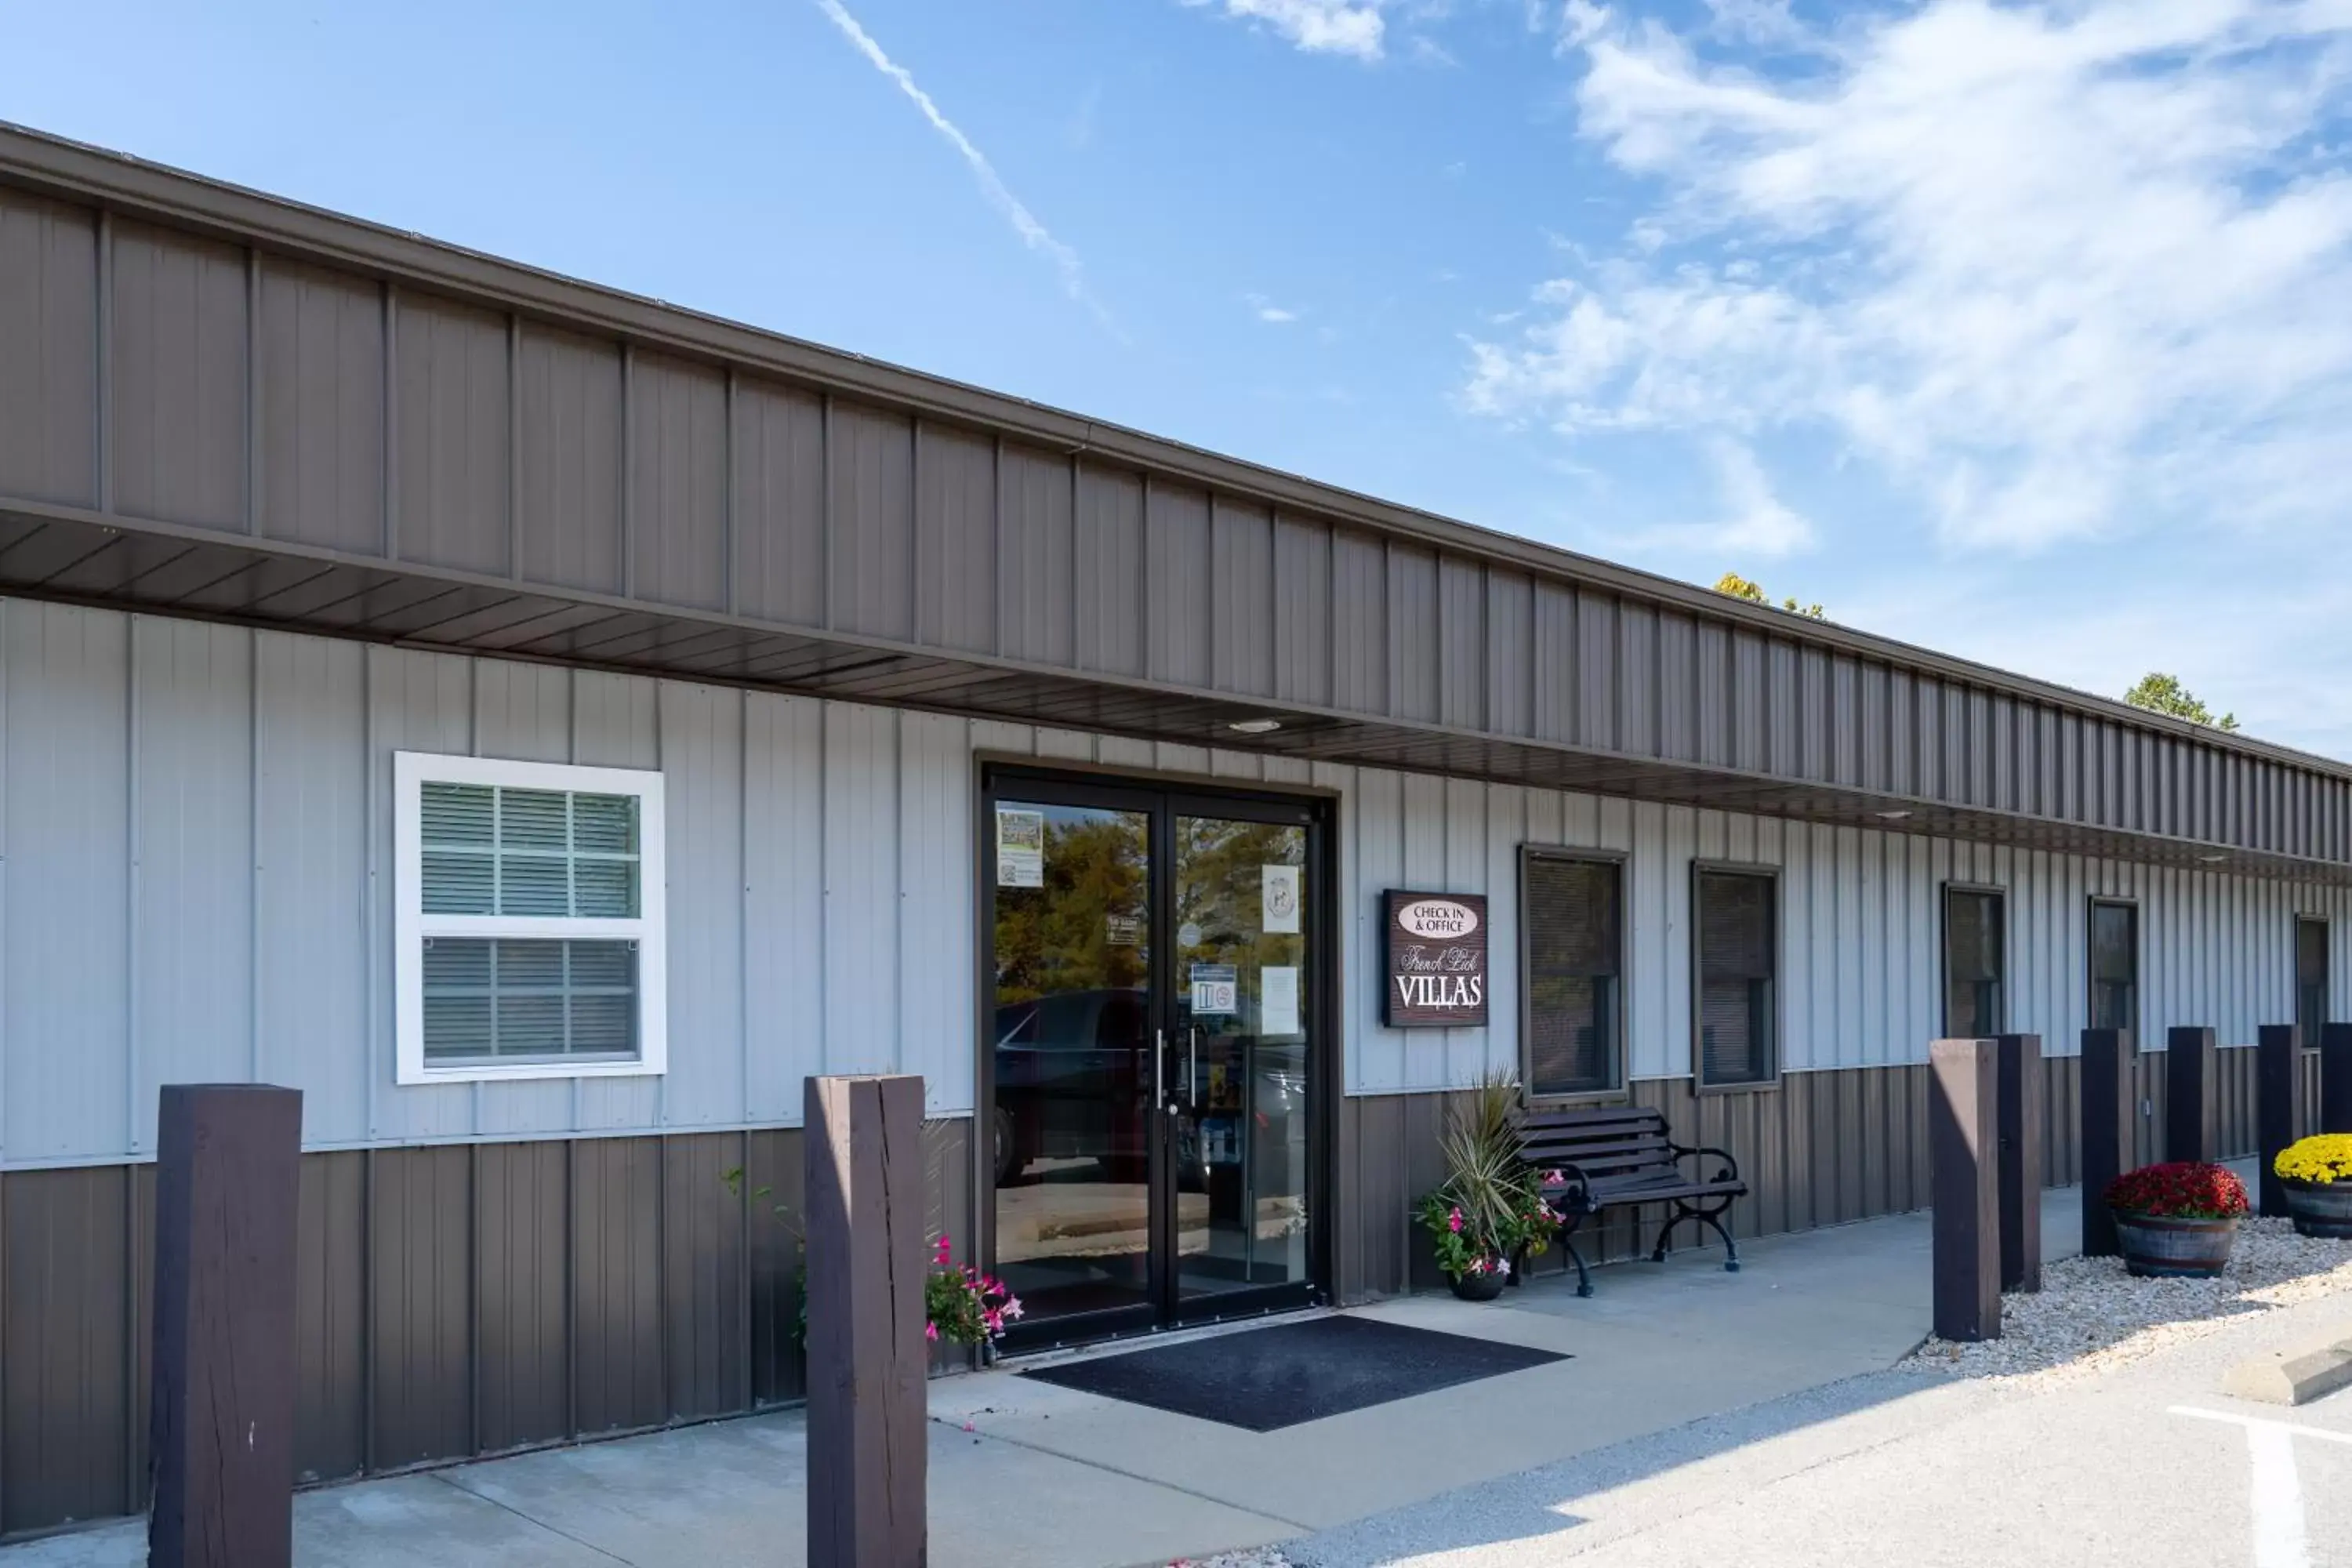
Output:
[
  {"xmin": 1177, "ymin": 819, "xmax": 1305, "ymax": 978},
  {"xmin": 995, "ymin": 812, "xmax": 1147, "ymax": 1007}
]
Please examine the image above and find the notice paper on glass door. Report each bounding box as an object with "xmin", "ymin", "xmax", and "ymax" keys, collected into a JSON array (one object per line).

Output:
[
  {"xmin": 1261, "ymin": 965, "xmax": 1300, "ymax": 1037},
  {"xmin": 1261, "ymin": 865, "xmax": 1301, "ymax": 935},
  {"xmin": 995, "ymin": 808, "xmax": 1044, "ymax": 887}
]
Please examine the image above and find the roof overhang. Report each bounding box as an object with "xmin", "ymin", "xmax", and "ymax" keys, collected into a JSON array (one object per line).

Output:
[{"xmin": 9, "ymin": 494, "xmax": 2339, "ymax": 887}]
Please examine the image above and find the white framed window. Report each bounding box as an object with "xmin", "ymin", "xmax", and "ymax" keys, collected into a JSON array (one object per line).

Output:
[{"xmin": 394, "ymin": 752, "xmax": 667, "ymax": 1085}]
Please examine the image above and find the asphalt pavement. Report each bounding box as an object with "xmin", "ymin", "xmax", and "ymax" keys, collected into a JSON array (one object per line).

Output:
[{"xmin": 1287, "ymin": 1289, "xmax": 2352, "ymax": 1568}]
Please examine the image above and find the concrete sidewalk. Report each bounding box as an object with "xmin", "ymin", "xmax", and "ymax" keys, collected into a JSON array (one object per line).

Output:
[{"xmin": 0, "ymin": 1186, "xmax": 2095, "ymax": 1568}]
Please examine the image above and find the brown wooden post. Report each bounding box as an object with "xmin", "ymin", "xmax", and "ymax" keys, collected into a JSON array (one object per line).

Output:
[
  {"xmin": 2256, "ymin": 1025, "xmax": 2305, "ymax": 1218},
  {"xmin": 149, "ymin": 1084, "xmax": 303, "ymax": 1568},
  {"xmin": 2080, "ymin": 1029, "xmax": 2136, "ymax": 1258},
  {"xmin": 2323, "ymin": 1022, "xmax": 2352, "ymax": 1134},
  {"xmin": 1994, "ymin": 1033, "xmax": 2043, "ymax": 1293},
  {"xmin": 2165, "ymin": 1025, "xmax": 2218, "ymax": 1164},
  {"xmin": 1930, "ymin": 1039, "xmax": 2000, "ymax": 1342},
  {"xmin": 805, "ymin": 1074, "xmax": 927, "ymax": 1568}
]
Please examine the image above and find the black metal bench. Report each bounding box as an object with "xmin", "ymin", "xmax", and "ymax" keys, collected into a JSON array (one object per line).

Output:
[{"xmin": 1516, "ymin": 1105, "xmax": 1747, "ymax": 1298}]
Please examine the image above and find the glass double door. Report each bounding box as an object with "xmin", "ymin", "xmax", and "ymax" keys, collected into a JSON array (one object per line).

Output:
[{"xmin": 985, "ymin": 771, "xmax": 1321, "ymax": 1346}]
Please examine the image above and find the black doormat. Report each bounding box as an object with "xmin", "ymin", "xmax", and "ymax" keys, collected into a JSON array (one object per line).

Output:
[{"xmin": 1018, "ymin": 1315, "xmax": 1567, "ymax": 1431}]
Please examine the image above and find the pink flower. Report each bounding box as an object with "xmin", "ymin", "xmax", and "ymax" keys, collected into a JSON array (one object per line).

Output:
[
  {"xmin": 925, "ymin": 1322, "xmax": 939, "ymax": 1342},
  {"xmin": 1541, "ymin": 1169, "xmax": 1564, "ymax": 1186},
  {"xmin": 1468, "ymin": 1257, "xmax": 1487, "ymax": 1275},
  {"xmin": 934, "ymin": 1235, "xmax": 953, "ymax": 1265},
  {"xmin": 1447, "ymin": 1207, "xmax": 1463, "ymax": 1234},
  {"xmin": 1003, "ymin": 1297, "xmax": 1025, "ymax": 1320},
  {"xmin": 1497, "ymin": 1257, "xmax": 1512, "ymax": 1277}
]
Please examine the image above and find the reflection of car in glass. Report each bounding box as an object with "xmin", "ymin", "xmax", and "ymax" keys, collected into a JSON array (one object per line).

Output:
[
  {"xmin": 993, "ymin": 989, "xmax": 1149, "ymax": 1185},
  {"xmin": 993, "ymin": 986, "xmax": 1310, "ymax": 1191}
]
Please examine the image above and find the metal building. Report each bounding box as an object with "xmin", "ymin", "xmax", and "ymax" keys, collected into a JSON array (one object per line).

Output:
[{"xmin": 0, "ymin": 123, "xmax": 2342, "ymax": 1536}]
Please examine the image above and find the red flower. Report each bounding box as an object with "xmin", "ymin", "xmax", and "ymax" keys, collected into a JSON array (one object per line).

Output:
[{"xmin": 2105, "ymin": 1161, "xmax": 2249, "ymax": 1220}]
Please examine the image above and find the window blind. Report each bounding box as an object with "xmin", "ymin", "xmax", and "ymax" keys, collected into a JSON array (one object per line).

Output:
[
  {"xmin": 1697, "ymin": 870, "xmax": 1774, "ymax": 1085},
  {"xmin": 1524, "ymin": 856, "xmax": 1621, "ymax": 1096},
  {"xmin": 1944, "ymin": 889, "xmax": 2005, "ymax": 1038}
]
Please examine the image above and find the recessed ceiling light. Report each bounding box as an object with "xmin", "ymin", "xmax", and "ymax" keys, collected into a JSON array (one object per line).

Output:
[
  {"xmin": 1875, "ymin": 810, "xmax": 1913, "ymax": 822},
  {"xmin": 1228, "ymin": 717, "xmax": 1283, "ymax": 735}
]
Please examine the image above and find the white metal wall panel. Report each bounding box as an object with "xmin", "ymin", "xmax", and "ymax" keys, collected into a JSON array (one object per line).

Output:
[
  {"xmin": 3, "ymin": 602, "xmax": 130, "ymax": 1161},
  {"xmin": 129, "ymin": 615, "xmax": 255, "ymax": 1152},
  {"xmin": 660, "ymin": 679, "xmax": 746, "ymax": 1128},
  {"xmin": 254, "ymin": 632, "xmax": 369, "ymax": 1140},
  {"xmin": 2, "ymin": 597, "xmax": 2349, "ymax": 1163},
  {"xmin": 572, "ymin": 669, "xmax": 662, "ymax": 1133}
]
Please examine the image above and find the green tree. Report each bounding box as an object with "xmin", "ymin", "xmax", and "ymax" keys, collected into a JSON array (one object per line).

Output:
[
  {"xmin": 1714, "ymin": 572, "xmax": 1825, "ymax": 620},
  {"xmin": 2123, "ymin": 673, "xmax": 2238, "ymax": 732}
]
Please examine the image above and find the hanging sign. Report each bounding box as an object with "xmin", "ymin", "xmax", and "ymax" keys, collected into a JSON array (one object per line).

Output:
[
  {"xmin": 995, "ymin": 808, "xmax": 1044, "ymax": 888},
  {"xmin": 1381, "ymin": 890, "xmax": 1488, "ymax": 1028}
]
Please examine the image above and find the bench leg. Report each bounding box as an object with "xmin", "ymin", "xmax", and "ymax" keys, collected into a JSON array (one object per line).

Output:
[
  {"xmin": 1648, "ymin": 1207, "xmax": 1680, "ymax": 1264},
  {"xmin": 1652, "ymin": 1200, "xmax": 1740, "ymax": 1272},
  {"xmin": 1556, "ymin": 1208, "xmax": 1595, "ymax": 1298}
]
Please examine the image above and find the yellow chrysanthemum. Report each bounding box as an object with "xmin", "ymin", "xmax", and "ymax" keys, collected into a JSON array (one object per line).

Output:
[{"xmin": 2274, "ymin": 1134, "xmax": 2352, "ymax": 1186}]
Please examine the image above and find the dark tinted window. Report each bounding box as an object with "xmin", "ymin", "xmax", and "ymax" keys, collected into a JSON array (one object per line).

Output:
[
  {"xmin": 1524, "ymin": 855, "xmax": 1622, "ymax": 1096},
  {"xmin": 2089, "ymin": 900, "xmax": 2137, "ymax": 1034},
  {"xmin": 2297, "ymin": 918, "xmax": 2328, "ymax": 1051},
  {"xmin": 1697, "ymin": 869, "xmax": 1776, "ymax": 1087},
  {"xmin": 1945, "ymin": 889, "xmax": 2005, "ymax": 1039}
]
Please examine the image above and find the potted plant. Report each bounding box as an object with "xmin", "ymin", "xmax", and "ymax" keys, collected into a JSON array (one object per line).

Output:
[
  {"xmin": 924, "ymin": 1233, "xmax": 1024, "ymax": 1356},
  {"xmin": 1415, "ymin": 1073, "xmax": 1559, "ymax": 1301},
  {"xmin": 2104, "ymin": 1161, "xmax": 2249, "ymax": 1277},
  {"xmin": 2274, "ymin": 1134, "xmax": 2352, "ymax": 1239}
]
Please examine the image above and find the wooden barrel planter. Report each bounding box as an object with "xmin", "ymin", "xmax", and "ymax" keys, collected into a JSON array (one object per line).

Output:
[
  {"xmin": 2281, "ymin": 1179, "xmax": 2352, "ymax": 1240},
  {"xmin": 2111, "ymin": 1210, "xmax": 2239, "ymax": 1278}
]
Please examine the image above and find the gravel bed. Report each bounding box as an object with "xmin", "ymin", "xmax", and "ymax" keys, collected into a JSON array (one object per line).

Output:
[{"xmin": 1900, "ymin": 1216, "xmax": 2352, "ymax": 1388}]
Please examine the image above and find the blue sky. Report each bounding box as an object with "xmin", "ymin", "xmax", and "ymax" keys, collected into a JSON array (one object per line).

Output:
[{"xmin": 6, "ymin": 0, "xmax": 2352, "ymax": 754}]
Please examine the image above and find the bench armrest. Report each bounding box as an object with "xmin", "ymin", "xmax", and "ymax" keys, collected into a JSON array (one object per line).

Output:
[
  {"xmin": 1534, "ymin": 1161, "xmax": 1601, "ymax": 1214},
  {"xmin": 1669, "ymin": 1142, "xmax": 1742, "ymax": 1185}
]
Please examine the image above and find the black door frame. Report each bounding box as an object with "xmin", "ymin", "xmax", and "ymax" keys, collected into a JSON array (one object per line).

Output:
[{"xmin": 977, "ymin": 761, "xmax": 1337, "ymax": 1351}]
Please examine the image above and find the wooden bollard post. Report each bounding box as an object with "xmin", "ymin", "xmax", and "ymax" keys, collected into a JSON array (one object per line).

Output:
[
  {"xmin": 2081, "ymin": 1029, "xmax": 2136, "ymax": 1258},
  {"xmin": 2256, "ymin": 1025, "xmax": 2305, "ymax": 1218},
  {"xmin": 1931, "ymin": 1039, "xmax": 2001, "ymax": 1342},
  {"xmin": 1994, "ymin": 1034, "xmax": 2044, "ymax": 1293},
  {"xmin": 805, "ymin": 1074, "xmax": 927, "ymax": 1568},
  {"xmin": 2166, "ymin": 1026, "xmax": 2219, "ymax": 1164},
  {"xmin": 150, "ymin": 1084, "xmax": 303, "ymax": 1568},
  {"xmin": 2323, "ymin": 1023, "xmax": 2352, "ymax": 1134}
]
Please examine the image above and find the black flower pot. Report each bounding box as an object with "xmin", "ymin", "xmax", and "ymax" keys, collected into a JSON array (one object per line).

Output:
[
  {"xmin": 2111, "ymin": 1209, "xmax": 2238, "ymax": 1278},
  {"xmin": 1448, "ymin": 1267, "xmax": 1508, "ymax": 1301},
  {"xmin": 2281, "ymin": 1178, "xmax": 2352, "ymax": 1240}
]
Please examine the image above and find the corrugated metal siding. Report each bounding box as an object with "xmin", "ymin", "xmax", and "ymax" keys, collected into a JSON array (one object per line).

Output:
[
  {"xmin": 0, "ymin": 1123, "xmax": 971, "ymax": 1539},
  {"xmin": 6, "ymin": 177, "xmax": 2352, "ymax": 869},
  {"xmin": 0, "ymin": 192, "xmax": 97, "ymax": 508},
  {"xmin": 108, "ymin": 220, "xmax": 247, "ymax": 530},
  {"xmin": 256, "ymin": 257, "xmax": 383, "ymax": 554},
  {"xmin": 5, "ymin": 597, "xmax": 2347, "ymax": 1162}
]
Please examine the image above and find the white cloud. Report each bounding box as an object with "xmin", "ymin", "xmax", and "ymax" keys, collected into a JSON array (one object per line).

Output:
[
  {"xmin": 815, "ymin": 0, "xmax": 1114, "ymax": 331},
  {"xmin": 1600, "ymin": 439, "xmax": 1817, "ymax": 557},
  {"xmin": 1185, "ymin": 0, "xmax": 1388, "ymax": 60},
  {"xmin": 1468, "ymin": 0, "xmax": 2352, "ymax": 551},
  {"xmin": 1247, "ymin": 292, "xmax": 1302, "ymax": 322}
]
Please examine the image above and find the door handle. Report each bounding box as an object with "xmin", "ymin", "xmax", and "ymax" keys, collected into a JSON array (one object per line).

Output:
[
  {"xmin": 1188, "ymin": 1028, "xmax": 1199, "ymax": 1107},
  {"xmin": 1154, "ymin": 1029, "xmax": 1165, "ymax": 1111}
]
